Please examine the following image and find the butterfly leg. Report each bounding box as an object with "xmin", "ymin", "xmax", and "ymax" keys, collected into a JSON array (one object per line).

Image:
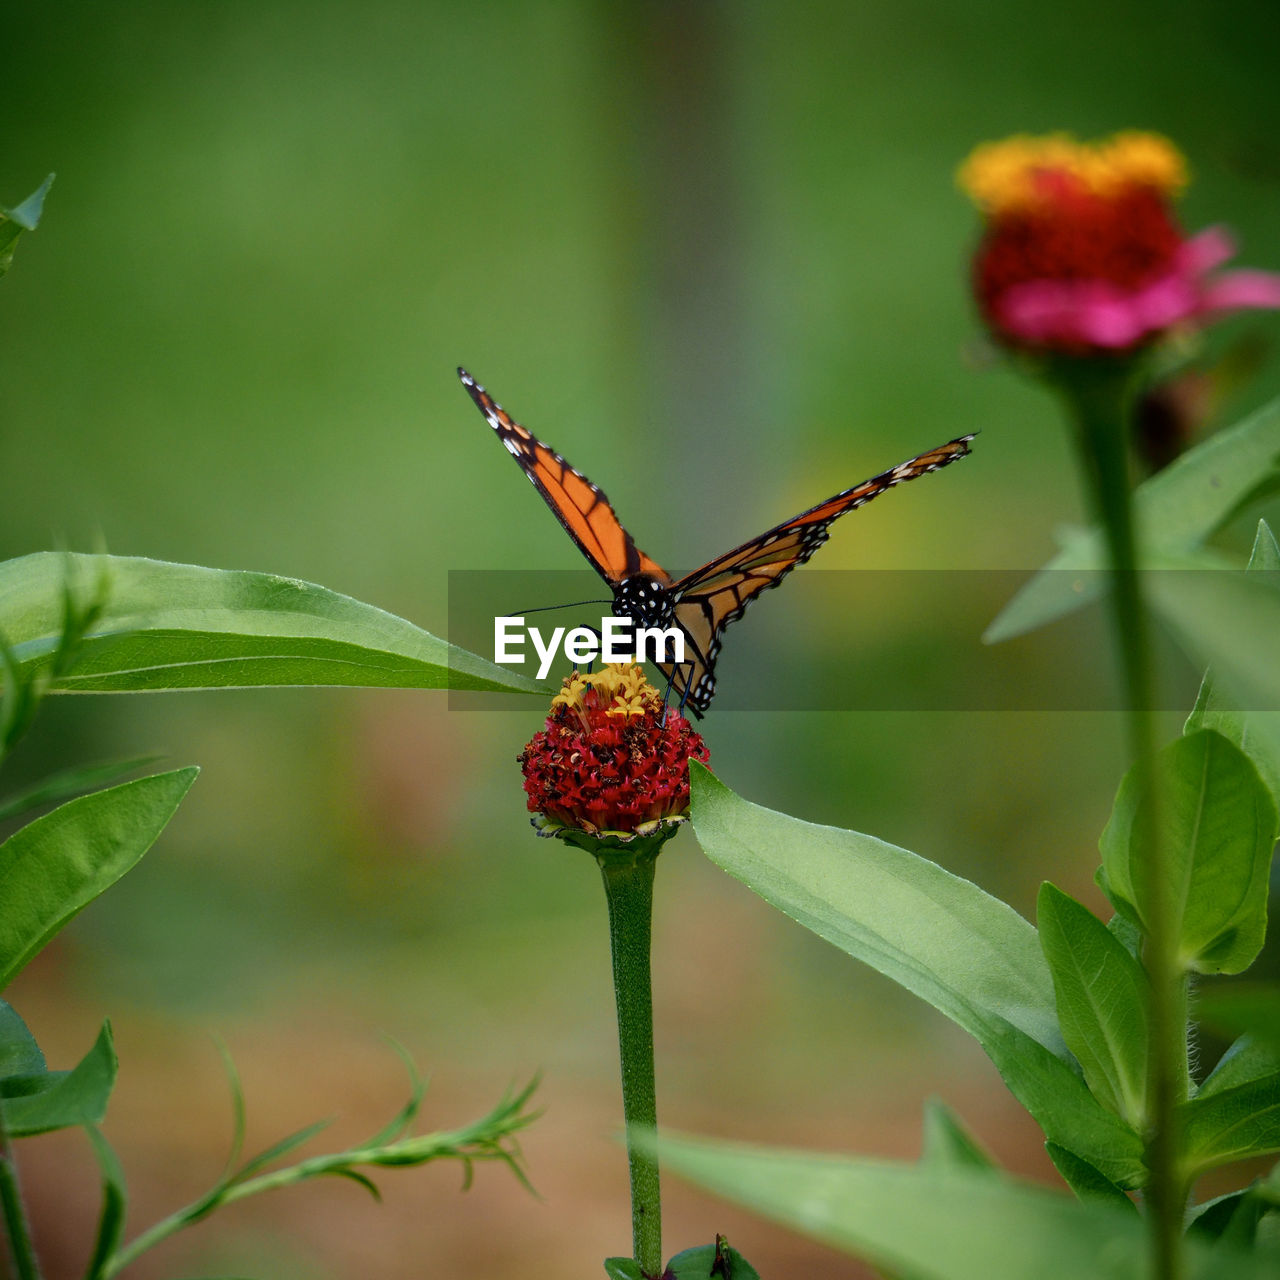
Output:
[{"xmin": 658, "ymin": 660, "xmax": 696, "ymax": 725}]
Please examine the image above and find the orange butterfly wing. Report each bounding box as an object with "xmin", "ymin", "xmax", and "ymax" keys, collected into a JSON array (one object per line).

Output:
[
  {"xmin": 459, "ymin": 368, "xmax": 669, "ymax": 587},
  {"xmin": 660, "ymin": 434, "xmax": 975, "ymax": 712}
]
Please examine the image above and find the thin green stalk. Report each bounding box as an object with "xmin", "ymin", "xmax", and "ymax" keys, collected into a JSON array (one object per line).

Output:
[
  {"xmin": 0, "ymin": 1111, "xmax": 42, "ymax": 1280},
  {"xmin": 101, "ymin": 1085, "xmax": 537, "ymax": 1278},
  {"xmin": 597, "ymin": 841, "xmax": 663, "ymax": 1279},
  {"xmin": 1062, "ymin": 360, "xmax": 1188, "ymax": 1280}
]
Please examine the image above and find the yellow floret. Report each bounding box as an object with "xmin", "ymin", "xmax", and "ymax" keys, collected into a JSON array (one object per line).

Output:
[
  {"xmin": 958, "ymin": 131, "xmax": 1187, "ymax": 213},
  {"xmin": 553, "ymin": 663, "xmax": 660, "ymax": 718}
]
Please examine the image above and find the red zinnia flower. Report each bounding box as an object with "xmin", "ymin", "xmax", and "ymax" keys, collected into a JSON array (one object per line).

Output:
[
  {"xmin": 519, "ymin": 664, "xmax": 710, "ymax": 841},
  {"xmin": 958, "ymin": 132, "xmax": 1280, "ymax": 354}
]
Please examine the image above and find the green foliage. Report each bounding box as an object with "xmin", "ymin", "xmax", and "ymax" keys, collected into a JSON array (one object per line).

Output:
[
  {"xmin": 0, "ymin": 552, "xmax": 543, "ymax": 695},
  {"xmin": 0, "ymin": 1021, "xmax": 116, "ymax": 1138},
  {"xmin": 0, "ymin": 768, "xmax": 198, "ymax": 991},
  {"xmin": 1099, "ymin": 730, "xmax": 1276, "ymax": 975},
  {"xmin": 84, "ymin": 1127, "xmax": 127, "ymax": 1280},
  {"xmin": 0, "ymin": 175, "xmax": 52, "ymax": 280},
  {"xmin": 1198, "ymin": 988, "xmax": 1280, "ymax": 1057},
  {"xmin": 1186, "ymin": 522, "xmax": 1280, "ymax": 808},
  {"xmin": 0, "ymin": 1003, "xmax": 44, "ymax": 1079},
  {"xmin": 1044, "ymin": 1144, "xmax": 1138, "ymax": 1215},
  {"xmin": 663, "ymin": 1238, "xmax": 761, "ymax": 1279},
  {"xmin": 689, "ymin": 764, "xmax": 1145, "ymax": 1186},
  {"xmin": 602, "ymin": 1260, "xmax": 644, "ymax": 1280},
  {"xmin": 919, "ymin": 1100, "xmax": 997, "ymax": 1173},
  {"xmin": 1036, "ymin": 884, "xmax": 1148, "ymax": 1126},
  {"xmin": 655, "ymin": 1132, "xmax": 1280, "ymax": 1280},
  {"xmin": 656, "ymin": 1131, "xmax": 1153, "ymax": 1280},
  {"xmin": 986, "ymin": 397, "xmax": 1280, "ymax": 643},
  {"xmin": 1146, "ymin": 549, "xmax": 1280, "ymax": 733},
  {"xmin": 90, "ymin": 1054, "xmax": 539, "ymax": 1280},
  {"xmin": 0, "ymin": 755, "xmax": 163, "ymax": 824},
  {"xmin": 1181, "ymin": 1069, "xmax": 1280, "ymax": 1176},
  {"xmin": 1201, "ymin": 1036, "xmax": 1280, "ymax": 1098}
]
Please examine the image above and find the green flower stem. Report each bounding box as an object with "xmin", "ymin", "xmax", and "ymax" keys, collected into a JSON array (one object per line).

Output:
[
  {"xmin": 0, "ymin": 1111, "xmax": 42, "ymax": 1280},
  {"xmin": 1059, "ymin": 360, "xmax": 1188, "ymax": 1280},
  {"xmin": 596, "ymin": 839, "xmax": 665, "ymax": 1279}
]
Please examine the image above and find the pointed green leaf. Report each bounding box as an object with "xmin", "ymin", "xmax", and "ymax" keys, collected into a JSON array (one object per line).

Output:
[
  {"xmin": 1099, "ymin": 731, "xmax": 1277, "ymax": 974},
  {"xmin": 1045, "ymin": 1143, "xmax": 1138, "ymax": 1214},
  {"xmin": 83, "ymin": 1126, "xmax": 127, "ymax": 1280},
  {"xmin": 657, "ymin": 1132, "xmax": 1151, "ymax": 1280},
  {"xmin": 0, "ymin": 1001, "xmax": 45, "ymax": 1078},
  {"xmin": 690, "ymin": 765, "xmax": 1144, "ymax": 1185},
  {"xmin": 1183, "ymin": 1071, "xmax": 1280, "ymax": 1174},
  {"xmin": 657, "ymin": 1131, "xmax": 1275, "ymax": 1280},
  {"xmin": 987, "ymin": 396, "xmax": 1280, "ymax": 643},
  {"xmin": 0, "ymin": 755, "xmax": 164, "ymax": 824},
  {"xmin": 1188, "ymin": 1189, "xmax": 1254, "ymax": 1242},
  {"xmin": 1036, "ymin": 884, "xmax": 1148, "ymax": 1125},
  {"xmin": 2, "ymin": 1021, "xmax": 116, "ymax": 1136},
  {"xmin": 1201, "ymin": 1036, "xmax": 1280, "ymax": 1099},
  {"xmin": 0, "ymin": 768, "xmax": 198, "ymax": 990},
  {"xmin": 1198, "ymin": 986, "xmax": 1280, "ymax": 1057},
  {"xmin": 603, "ymin": 1260, "xmax": 644, "ymax": 1280},
  {"xmin": 2, "ymin": 176, "xmax": 54, "ymax": 232},
  {"xmin": 0, "ymin": 175, "xmax": 53, "ymax": 280},
  {"xmin": 0, "ymin": 552, "xmax": 544, "ymax": 695},
  {"xmin": 1185, "ymin": 522, "xmax": 1280, "ymax": 810},
  {"xmin": 1146, "ymin": 552, "xmax": 1280, "ymax": 732},
  {"xmin": 664, "ymin": 1240, "xmax": 762, "ymax": 1280},
  {"xmin": 920, "ymin": 1099, "xmax": 997, "ymax": 1172}
]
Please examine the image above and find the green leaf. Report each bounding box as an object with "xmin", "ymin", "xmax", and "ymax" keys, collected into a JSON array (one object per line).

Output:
[
  {"xmin": 0, "ymin": 552, "xmax": 544, "ymax": 695},
  {"xmin": 920, "ymin": 1099, "xmax": 997, "ymax": 1172},
  {"xmin": 1185, "ymin": 521, "xmax": 1280, "ymax": 810},
  {"xmin": 1036, "ymin": 884, "xmax": 1148, "ymax": 1125},
  {"xmin": 1198, "ymin": 986, "xmax": 1280, "ymax": 1057},
  {"xmin": 2, "ymin": 176, "xmax": 54, "ymax": 232},
  {"xmin": 689, "ymin": 765, "xmax": 1145, "ymax": 1185},
  {"xmin": 1099, "ymin": 731, "xmax": 1277, "ymax": 975},
  {"xmin": 603, "ymin": 1260, "xmax": 644, "ymax": 1280},
  {"xmin": 0, "ymin": 1000, "xmax": 45, "ymax": 1078},
  {"xmin": 1044, "ymin": 1143, "xmax": 1138, "ymax": 1214},
  {"xmin": 664, "ymin": 1239, "xmax": 762, "ymax": 1279},
  {"xmin": 1146, "ymin": 551, "xmax": 1280, "ymax": 735},
  {"xmin": 1187, "ymin": 1190, "xmax": 1261, "ymax": 1247},
  {"xmin": 657, "ymin": 1132, "xmax": 1276, "ymax": 1280},
  {"xmin": 1201, "ymin": 1036, "xmax": 1280, "ymax": 1099},
  {"xmin": 1183, "ymin": 1071, "xmax": 1280, "ymax": 1175},
  {"xmin": 0, "ymin": 174, "xmax": 53, "ymax": 280},
  {"xmin": 657, "ymin": 1132, "xmax": 1150, "ymax": 1280},
  {"xmin": 2, "ymin": 1021, "xmax": 116, "ymax": 1136},
  {"xmin": 84, "ymin": 1126, "xmax": 128, "ymax": 1280},
  {"xmin": 0, "ymin": 755, "xmax": 164, "ymax": 823},
  {"xmin": 0, "ymin": 768, "xmax": 198, "ymax": 990},
  {"xmin": 986, "ymin": 395, "xmax": 1280, "ymax": 643}
]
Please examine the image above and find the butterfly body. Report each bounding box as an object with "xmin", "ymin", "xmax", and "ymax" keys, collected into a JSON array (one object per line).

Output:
[{"xmin": 460, "ymin": 367, "xmax": 973, "ymax": 715}]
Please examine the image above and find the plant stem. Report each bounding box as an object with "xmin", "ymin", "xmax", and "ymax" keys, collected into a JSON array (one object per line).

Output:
[
  {"xmin": 0, "ymin": 1109, "xmax": 42, "ymax": 1280},
  {"xmin": 1062, "ymin": 360, "xmax": 1188, "ymax": 1280},
  {"xmin": 597, "ymin": 841, "xmax": 663, "ymax": 1279}
]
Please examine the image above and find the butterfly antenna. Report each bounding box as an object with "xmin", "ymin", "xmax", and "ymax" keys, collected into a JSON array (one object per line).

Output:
[{"xmin": 507, "ymin": 598, "xmax": 613, "ymax": 617}]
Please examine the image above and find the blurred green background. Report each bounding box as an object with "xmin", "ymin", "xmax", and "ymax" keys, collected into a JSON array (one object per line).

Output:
[{"xmin": 4, "ymin": 2, "xmax": 1280, "ymax": 1276}]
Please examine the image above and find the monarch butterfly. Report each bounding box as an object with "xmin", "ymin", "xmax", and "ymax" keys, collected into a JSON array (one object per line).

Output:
[{"xmin": 460, "ymin": 368, "xmax": 973, "ymax": 716}]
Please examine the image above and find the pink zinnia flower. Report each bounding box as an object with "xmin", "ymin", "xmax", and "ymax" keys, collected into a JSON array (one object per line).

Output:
[{"xmin": 958, "ymin": 132, "xmax": 1280, "ymax": 354}]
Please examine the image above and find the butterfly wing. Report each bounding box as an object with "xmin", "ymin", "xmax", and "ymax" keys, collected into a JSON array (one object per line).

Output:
[
  {"xmin": 459, "ymin": 368, "xmax": 669, "ymax": 587},
  {"xmin": 662, "ymin": 433, "xmax": 975, "ymax": 714}
]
